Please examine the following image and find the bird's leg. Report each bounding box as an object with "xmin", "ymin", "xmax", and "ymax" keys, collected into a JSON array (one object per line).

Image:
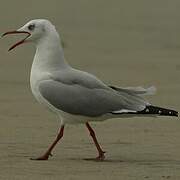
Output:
[
  {"xmin": 85, "ymin": 122, "xmax": 105, "ymax": 161},
  {"xmin": 31, "ymin": 125, "xmax": 65, "ymax": 160}
]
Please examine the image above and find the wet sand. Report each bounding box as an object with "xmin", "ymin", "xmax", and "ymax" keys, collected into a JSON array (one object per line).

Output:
[{"xmin": 0, "ymin": 0, "xmax": 180, "ymax": 179}]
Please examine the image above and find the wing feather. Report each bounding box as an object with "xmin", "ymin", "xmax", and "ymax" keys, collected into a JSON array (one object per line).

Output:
[{"xmin": 38, "ymin": 78, "xmax": 149, "ymax": 117}]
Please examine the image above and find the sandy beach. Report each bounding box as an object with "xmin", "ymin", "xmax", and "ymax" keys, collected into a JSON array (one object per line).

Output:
[{"xmin": 0, "ymin": 0, "xmax": 180, "ymax": 179}]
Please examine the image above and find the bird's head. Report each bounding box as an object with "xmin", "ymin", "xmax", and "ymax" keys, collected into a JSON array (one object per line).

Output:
[{"xmin": 2, "ymin": 19, "xmax": 57, "ymax": 51}]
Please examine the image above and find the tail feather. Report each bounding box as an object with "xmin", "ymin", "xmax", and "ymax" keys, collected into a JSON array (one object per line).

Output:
[
  {"xmin": 109, "ymin": 85, "xmax": 156, "ymax": 96},
  {"xmin": 111, "ymin": 105, "xmax": 178, "ymax": 117}
]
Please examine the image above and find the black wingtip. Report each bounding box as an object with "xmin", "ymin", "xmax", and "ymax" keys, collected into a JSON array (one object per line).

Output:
[
  {"xmin": 111, "ymin": 106, "xmax": 178, "ymax": 117},
  {"xmin": 174, "ymin": 111, "xmax": 178, "ymax": 117},
  {"xmin": 140, "ymin": 106, "xmax": 178, "ymax": 117}
]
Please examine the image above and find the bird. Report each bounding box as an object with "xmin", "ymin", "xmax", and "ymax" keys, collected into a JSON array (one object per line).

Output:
[{"xmin": 2, "ymin": 19, "xmax": 178, "ymax": 161}]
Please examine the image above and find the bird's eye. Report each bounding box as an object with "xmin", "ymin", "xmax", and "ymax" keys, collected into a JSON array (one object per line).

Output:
[{"xmin": 28, "ymin": 24, "xmax": 35, "ymax": 31}]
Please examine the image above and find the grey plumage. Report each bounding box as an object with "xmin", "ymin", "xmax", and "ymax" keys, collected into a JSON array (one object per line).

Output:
[{"xmin": 39, "ymin": 68, "xmax": 150, "ymax": 117}]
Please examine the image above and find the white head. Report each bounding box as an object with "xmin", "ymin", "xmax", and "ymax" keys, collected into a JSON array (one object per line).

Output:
[{"xmin": 2, "ymin": 19, "xmax": 59, "ymax": 51}]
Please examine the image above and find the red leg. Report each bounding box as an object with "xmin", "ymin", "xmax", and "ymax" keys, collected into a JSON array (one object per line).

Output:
[
  {"xmin": 31, "ymin": 125, "xmax": 65, "ymax": 160},
  {"xmin": 86, "ymin": 122, "xmax": 105, "ymax": 161}
]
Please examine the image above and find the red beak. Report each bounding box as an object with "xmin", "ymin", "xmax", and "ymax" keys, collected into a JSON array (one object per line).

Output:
[{"xmin": 2, "ymin": 31, "xmax": 31, "ymax": 51}]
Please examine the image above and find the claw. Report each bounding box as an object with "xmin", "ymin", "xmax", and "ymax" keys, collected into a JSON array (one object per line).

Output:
[
  {"xmin": 30, "ymin": 153, "xmax": 51, "ymax": 160},
  {"xmin": 96, "ymin": 151, "xmax": 105, "ymax": 161},
  {"xmin": 84, "ymin": 151, "xmax": 106, "ymax": 161}
]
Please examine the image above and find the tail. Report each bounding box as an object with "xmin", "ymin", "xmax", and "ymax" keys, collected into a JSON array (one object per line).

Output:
[{"xmin": 111, "ymin": 105, "xmax": 178, "ymax": 117}]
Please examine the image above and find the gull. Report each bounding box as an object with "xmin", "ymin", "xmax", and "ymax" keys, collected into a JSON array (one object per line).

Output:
[{"xmin": 2, "ymin": 19, "xmax": 178, "ymax": 161}]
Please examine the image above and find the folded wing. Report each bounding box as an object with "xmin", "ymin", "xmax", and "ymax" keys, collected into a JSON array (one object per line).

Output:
[{"xmin": 38, "ymin": 76, "xmax": 150, "ymax": 117}]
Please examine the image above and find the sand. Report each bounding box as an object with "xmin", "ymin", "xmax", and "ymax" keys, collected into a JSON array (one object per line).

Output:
[{"xmin": 0, "ymin": 0, "xmax": 180, "ymax": 179}]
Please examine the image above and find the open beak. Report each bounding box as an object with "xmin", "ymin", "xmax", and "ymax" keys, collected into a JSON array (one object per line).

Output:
[{"xmin": 2, "ymin": 31, "xmax": 31, "ymax": 51}]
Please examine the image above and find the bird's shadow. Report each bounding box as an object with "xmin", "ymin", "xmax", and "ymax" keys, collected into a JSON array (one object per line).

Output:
[{"xmin": 68, "ymin": 157, "xmax": 180, "ymax": 165}]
